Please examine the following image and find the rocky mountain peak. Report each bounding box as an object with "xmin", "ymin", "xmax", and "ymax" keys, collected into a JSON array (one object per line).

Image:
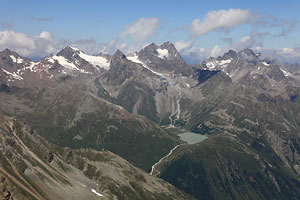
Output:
[
  {"xmin": 239, "ymin": 48, "xmax": 259, "ymax": 61},
  {"xmin": 0, "ymin": 48, "xmax": 27, "ymax": 70},
  {"xmin": 109, "ymin": 49, "xmax": 129, "ymax": 69},
  {"xmin": 0, "ymin": 49, "xmax": 19, "ymax": 59},
  {"xmin": 223, "ymin": 50, "xmax": 238, "ymax": 59},
  {"xmin": 112, "ymin": 49, "xmax": 126, "ymax": 60},
  {"xmin": 0, "ymin": 48, "xmax": 13, "ymax": 55},
  {"xmin": 137, "ymin": 42, "xmax": 181, "ymax": 61},
  {"xmin": 57, "ymin": 46, "xmax": 79, "ymax": 58},
  {"xmin": 160, "ymin": 41, "xmax": 177, "ymax": 51},
  {"xmin": 159, "ymin": 41, "xmax": 181, "ymax": 60}
]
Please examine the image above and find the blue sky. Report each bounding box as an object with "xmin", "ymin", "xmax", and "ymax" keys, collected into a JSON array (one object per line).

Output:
[{"xmin": 0, "ymin": 0, "xmax": 299, "ymax": 63}]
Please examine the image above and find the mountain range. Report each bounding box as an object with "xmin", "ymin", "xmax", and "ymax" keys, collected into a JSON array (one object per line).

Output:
[{"xmin": 1, "ymin": 41, "xmax": 300, "ymax": 199}]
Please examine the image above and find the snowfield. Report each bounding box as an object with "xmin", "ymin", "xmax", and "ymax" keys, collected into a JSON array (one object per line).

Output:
[{"xmin": 157, "ymin": 48, "xmax": 169, "ymax": 59}]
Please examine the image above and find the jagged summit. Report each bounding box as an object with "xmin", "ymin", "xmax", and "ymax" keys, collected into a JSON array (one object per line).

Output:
[
  {"xmin": 238, "ymin": 48, "xmax": 259, "ymax": 61},
  {"xmin": 0, "ymin": 48, "xmax": 23, "ymax": 61},
  {"xmin": 56, "ymin": 46, "xmax": 79, "ymax": 58},
  {"xmin": 138, "ymin": 41, "xmax": 182, "ymax": 61},
  {"xmin": 134, "ymin": 41, "xmax": 190, "ymax": 75},
  {"xmin": 112, "ymin": 49, "xmax": 126, "ymax": 59},
  {"xmin": 0, "ymin": 48, "xmax": 13, "ymax": 55},
  {"xmin": 222, "ymin": 49, "xmax": 238, "ymax": 59}
]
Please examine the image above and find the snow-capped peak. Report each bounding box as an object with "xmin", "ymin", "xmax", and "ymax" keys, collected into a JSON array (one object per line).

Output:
[
  {"xmin": 48, "ymin": 46, "xmax": 111, "ymax": 74},
  {"xmin": 126, "ymin": 53, "xmax": 144, "ymax": 65}
]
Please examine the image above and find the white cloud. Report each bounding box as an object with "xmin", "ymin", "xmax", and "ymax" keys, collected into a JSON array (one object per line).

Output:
[
  {"xmin": 210, "ymin": 45, "xmax": 223, "ymax": 57},
  {"xmin": 0, "ymin": 30, "xmax": 35, "ymax": 55},
  {"xmin": 175, "ymin": 40, "xmax": 194, "ymax": 52},
  {"xmin": 0, "ymin": 28, "xmax": 148, "ymax": 59},
  {"xmin": 190, "ymin": 8, "xmax": 253, "ymax": 37},
  {"xmin": 39, "ymin": 31, "xmax": 52, "ymax": 40},
  {"xmin": 120, "ymin": 17, "xmax": 159, "ymax": 41},
  {"xmin": 0, "ymin": 30, "xmax": 67, "ymax": 57}
]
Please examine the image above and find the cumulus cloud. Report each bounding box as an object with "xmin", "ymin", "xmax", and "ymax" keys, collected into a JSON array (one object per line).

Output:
[
  {"xmin": 120, "ymin": 17, "xmax": 159, "ymax": 41},
  {"xmin": 39, "ymin": 31, "xmax": 52, "ymax": 40},
  {"xmin": 210, "ymin": 45, "xmax": 223, "ymax": 57},
  {"xmin": 0, "ymin": 28, "xmax": 149, "ymax": 59},
  {"xmin": 190, "ymin": 9, "xmax": 254, "ymax": 37},
  {"xmin": 0, "ymin": 30, "xmax": 36, "ymax": 55},
  {"xmin": 175, "ymin": 40, "xmax": 194, "ymax": 52},
  {"xmin": 189, "ymin": 9, "xmax": 296, "ymax": 38},
  {"xmin": 0, "ymin": 30, "xmax": 68, "ymax": 57}
]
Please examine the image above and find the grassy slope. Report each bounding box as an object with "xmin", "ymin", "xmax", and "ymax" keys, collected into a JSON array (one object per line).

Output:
[{"xmin": 160, "ymin": 135, "xmax": 300, "ymax": 200}]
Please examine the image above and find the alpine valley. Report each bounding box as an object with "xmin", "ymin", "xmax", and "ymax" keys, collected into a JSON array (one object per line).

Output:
[{"xmin": 1, "ymin": 41, "xmax": 300, "ymax": 200}]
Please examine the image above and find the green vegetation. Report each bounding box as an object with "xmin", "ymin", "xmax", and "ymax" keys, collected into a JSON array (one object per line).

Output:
[{"xmin": 160, "ymin": 135, "xmax": 300, "ymax": 200}]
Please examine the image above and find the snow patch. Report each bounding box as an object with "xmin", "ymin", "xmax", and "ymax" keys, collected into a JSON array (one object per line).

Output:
[
  {"xmin": 52, "ymin": 55, "xmax": 79, "ymax": 71},
  {"xmin": 47, "ymin": 58, "xmax": 55, "ymax": 64},
  {"xmin": 25, "ymin": 62, "xmax": 37, "ymax": 72},
  {"xmin": 205, "ymin": 58, "xmax": 232, "ymax": 70},
  {"xmin": 9, "ymin": 55, "xmax": 23, "ymax": 64},
  {"xmin": 127, "ymin": 54, "xmax": 144, "ymax": 65},
  {"xmin": 127, "ymin": 54, "xmax": 167, "ymax": 79},
  {"xmin": 2, "ymin": 69, "xmax": 23, "ymax": 80},
  {"xmin": 78, "ymin": 51, "xmax": 110, "ymax": 69},
  {"xmin": 157, "ymin": 48, "xmax": 169, "ymax": 59},
  {"xmin": 70, "ymin": 46, "xmax": 80, "ymax": 51},
  {"xmin": 91, "ymin": 189, "xmax": 103, "ymax": 197},
  {"xmin": 280, "ymin": 68, "xmax": 291, "ymax": 77},
  {"xmin": 262, "ymin": 61, "xmax": 270, "ymax": 66},
  {"xmin": 9, "ymin": 55, "xmax": 16, "ymax": 62}
]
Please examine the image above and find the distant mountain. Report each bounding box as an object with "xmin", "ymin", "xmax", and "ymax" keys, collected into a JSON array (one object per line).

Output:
[
  {"xmin": 1, "ymin": 43, "xmax": 300, "ymax": 200},
  {"xmin": 131, "ymin": 41, "xmax": 193, "ymax": 76}
]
